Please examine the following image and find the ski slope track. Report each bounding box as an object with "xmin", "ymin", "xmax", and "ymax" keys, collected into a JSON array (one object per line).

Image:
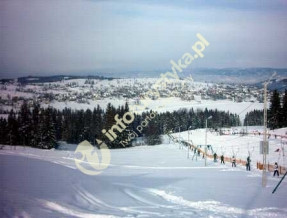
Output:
[{"xmin": 1, "ymin": 141, "xmax": 287, "ymax": 218}]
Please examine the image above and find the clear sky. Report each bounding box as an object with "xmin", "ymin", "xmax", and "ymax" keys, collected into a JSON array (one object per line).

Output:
[{"xmin": 1, "ymin": 0, "xmax": 287, "ymax": 78}]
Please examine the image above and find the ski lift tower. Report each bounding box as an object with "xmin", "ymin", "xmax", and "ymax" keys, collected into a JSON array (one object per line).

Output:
[
  {"xmin": 262, "ymin": 82, "xmax": 268, "ymax": 187},
  {"xmin": 262, "ymin": 72, "xmax": 276, "ymax": 187},
  {"xmin": 205, "ymin": 116, "xmax": 213, "ymax": 166}
]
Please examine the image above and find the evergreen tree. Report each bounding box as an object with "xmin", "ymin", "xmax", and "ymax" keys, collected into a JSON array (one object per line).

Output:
[
  {"xmin": 269, "ymin": 90, "xmax": 281, "ymax": 129},
  {"xmin": 103, "ymin": 103, "xmax": 118, "ymax": 148},
  {"xmin": 30, "ymin": 103, "xmax": 40, "ymax": 147},
  {"xmin": 0, "ymin": 118, "xmax": 8, "ymax": 145},
  {"xmin": 244, "ymin": 110, "xmax": 263, "ymax": 126},
  {"xmin": 18, "ymin": 101, "xmax": 32, "ymax": 145},
  {"xmin": 92, "ymin": 105, "xmax": 104, "ymax": 142},
  {"xmin": 0, "ymin": 101, "xmax": 243, "ymax": 149},
  {"xmin": 114, "ymin": 103, "xmax": 132, "ymax": 148},
  {"xmin": 55, "ymin": 109, "xmax": 63, "ymax": 141},
  {"xmin": 144, "ymin": 111, "xmax": 162, "ymax": 145},
  {"xmin": 7, "ymin": 110, "xmax": 19, "ymax": 145},
  {"xmin": 62, "ymin": 108, "xmax": 72, "ymax": 143},
  {"xmin": 82, "ymin": 109, "xmax": 93, "ymax": 142},
  {"xmin": 38, "ymin": 108, "xmax": 57, "ymax": 149}
]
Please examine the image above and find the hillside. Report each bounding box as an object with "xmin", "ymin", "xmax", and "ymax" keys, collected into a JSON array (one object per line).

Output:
[{"xmin": 1, "ymin": 137, "xmax": 287, "ymax": 217}]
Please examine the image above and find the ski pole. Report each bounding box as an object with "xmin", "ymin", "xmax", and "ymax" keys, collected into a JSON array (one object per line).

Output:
[{"xmin": 272, "ymin": 171, "xmax": 287, "ymax": 194}]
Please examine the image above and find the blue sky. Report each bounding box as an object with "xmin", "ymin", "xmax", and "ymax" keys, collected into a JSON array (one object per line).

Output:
[{"xmin": 1, "ymin": 0, "xmax": 287, "ymax": 78}]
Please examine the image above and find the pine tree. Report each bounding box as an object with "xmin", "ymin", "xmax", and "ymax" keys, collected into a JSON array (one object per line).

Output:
[
  {"xmin": 18, "ymin": 101, "xmax": 32, "ymax": 145},
  {"xmin": 117, "ymin": 102, "xmax": 134, "ymax": 148},
  {"xmin": 82, "ymin": 109, "xmax": 93, "ymax": 142},
  {"xmin": 30, "ymin": 103, "xmax": 40, "ymax": 147},
  {"xmin": 38, "ymin": 108, "xmax": 57, "ymax": 149},
  {"xmin": 244, "ymin": 110, "xmax": 263, "ymax": 126},
  {"xmin": 103, "ymin": 103, "xmax": 118, "ymax": 148},
  {"xmin": 62, "ymin": 108, "xmax": 72, "ymax": 143},
  {"xmin": 269, "ymin": 90, "xmax": 282, "ymax": 129},
  {"xmin": 7, "ymin": 110, "xmax": 19, "ymax": 145},
  {"xmin": 0, "ymin": 118, "xmax": 8, "ymax": 145},
  {"xmin": 144, "ymin": 111, "xmax": 162, "ymax": 145},
  {"xmin": 92, "ymin": 105, "xmax": 104, "ymax": 142}
]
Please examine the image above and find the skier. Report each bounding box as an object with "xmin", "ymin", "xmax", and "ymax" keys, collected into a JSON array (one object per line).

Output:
[
  {"xmin": 220, "ymin": 155, "xmax": 225, "ymax": 164},
  {"xmin": 246, "ymin": 156, "xmax": 251, "ymax": 171},
  {"xmin": 273, "ymin": 162, "xmax": 279, "ymax": 177},
  {"xmin": 213, "ymin": 153, "xmax": 217, "ymax": 162},
  {"xmin": 232, "ymin": 156, "xmax": 236, "ymax": 167}
]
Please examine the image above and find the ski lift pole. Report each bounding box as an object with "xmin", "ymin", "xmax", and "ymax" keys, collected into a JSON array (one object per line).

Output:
[
  {"xmin": 263, "ymin": 72, "xmax": 276, "ymax": 187},
  {"xmin": 263, "ymin": 82, "xmax": 268, "ymax": 187},
  {"xmin": 272, "ymin": 171, "xmax": 287, "ymax": 194},
  {"xmin": 205, "ymin": 116, "xmax": 212, "ymax": 166}
]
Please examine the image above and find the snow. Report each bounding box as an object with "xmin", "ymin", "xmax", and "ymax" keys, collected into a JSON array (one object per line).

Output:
[
  {"xmin": 1, "ymin": 79, "xmax": 265, "ymax": 123},
  {"xmin": 136, "ymin": 98, "xmax": 263, "ymax": 122},
  {"xmin": 0, "ymin": 114, "xmax": 9, "ymax": 119},
  {"xmin": 172, "ymin": 127, "xmax": 287, "ymax": 168},
  {"xmin": 44, "ymin": 98, "xmax": 127, "ymax": 112},
  {"xmin": 46, "ymin": 98, "xmax": 263, "ymax": 123},
  {"xmin": 271, "ymin": 128, "xmax": 287, "ymax": 136},
  {"xmin": 1, "ymin": 140, "xmax": 287, "ymax": 217}
]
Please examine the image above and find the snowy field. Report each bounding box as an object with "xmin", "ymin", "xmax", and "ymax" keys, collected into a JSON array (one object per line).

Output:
[
  {"xmin": 0, "ymin": 78, "xmax": 264, "ymax": 123},
  {"xmin": 1, "ymin": 140, "xmax": 287, "ymax": 218},
  {"xmin": 47, "ymin": 98, "xmax": 264, "ymax": 123}
]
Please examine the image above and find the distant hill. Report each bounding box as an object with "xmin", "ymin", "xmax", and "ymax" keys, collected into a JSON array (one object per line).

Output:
[
  {"xmin": 1, "ymin": 75, "xmax": 114, "ymax": 85},
  {"xmin": 183, "ymin": 68, "xmax": 287, "ymax": 85},
  {"xmin": 88, "ymin": 68, "xmax": 287, "ymax": 85},
  {"xmin": 1, "ymin": 68, "xmax": 286, "ymax": 86},
  {"xmin": 255, "ymin": 78, "xmax": 287, "ymax": 91}
]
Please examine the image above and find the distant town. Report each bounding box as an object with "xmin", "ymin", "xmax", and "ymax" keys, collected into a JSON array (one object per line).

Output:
[{"xmin": 0, "ymin": 76, "xmax": 268, "ymax": 112}]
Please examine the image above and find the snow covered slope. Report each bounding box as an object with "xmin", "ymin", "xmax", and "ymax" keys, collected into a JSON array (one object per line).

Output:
[
  {"xmin": 172, "ymin": 127, "xmax": 287, "ymax": 168},
  {"xmin": 1, "ymin": 143, "xmax": 287, "ymax": 217}
]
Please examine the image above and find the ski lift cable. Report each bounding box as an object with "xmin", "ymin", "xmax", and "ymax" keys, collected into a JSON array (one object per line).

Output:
[{"xmin": 238, "ymin": 102, "xmax": 258, "ymax": 116}]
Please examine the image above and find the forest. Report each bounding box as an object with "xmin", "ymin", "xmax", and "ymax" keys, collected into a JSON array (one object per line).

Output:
[{"xmin": 0, "ymin": 102, "xmax": 240, "ymax": 149}]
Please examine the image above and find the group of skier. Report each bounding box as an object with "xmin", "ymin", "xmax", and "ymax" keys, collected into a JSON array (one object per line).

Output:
[
  {"xmin": 216, "ymin": 153, "xmax": 280, "ymax": 177},
  {"xmin": 213, "ymin": 153, "xmax": 250, "ymax": 171},
  {"xmin": 191, "ymin": 146, "xmax": 281, "ymax": 177}
]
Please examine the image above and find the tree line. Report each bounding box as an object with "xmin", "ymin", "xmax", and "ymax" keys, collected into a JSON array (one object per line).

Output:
[
  {"xmin": 243, "ymin": 89, "xmax": 287, "ymax": 129},
  {"xmin": 0, "ymin": 102, "xmax": 240, "ymax": 149}
]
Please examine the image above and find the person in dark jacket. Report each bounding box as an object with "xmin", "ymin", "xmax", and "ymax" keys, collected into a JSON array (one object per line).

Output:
[
  {"xmin": 232, "ymin": 156, "xmax": 236, "ymax": 167},
  {"xmin": 246, "ymin": 156, "xmax": 251, "ymax": 171},
  {"xmin": 273, "ymin": 162, "xmax": 279, "ymax": 177},
  {"xmin": 213, "ymin": 153, "xmax": 217, "ymax": 162},
  {"xmin": 220, "ymin": 155, "xmax": 225, "ymax": 164}
]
